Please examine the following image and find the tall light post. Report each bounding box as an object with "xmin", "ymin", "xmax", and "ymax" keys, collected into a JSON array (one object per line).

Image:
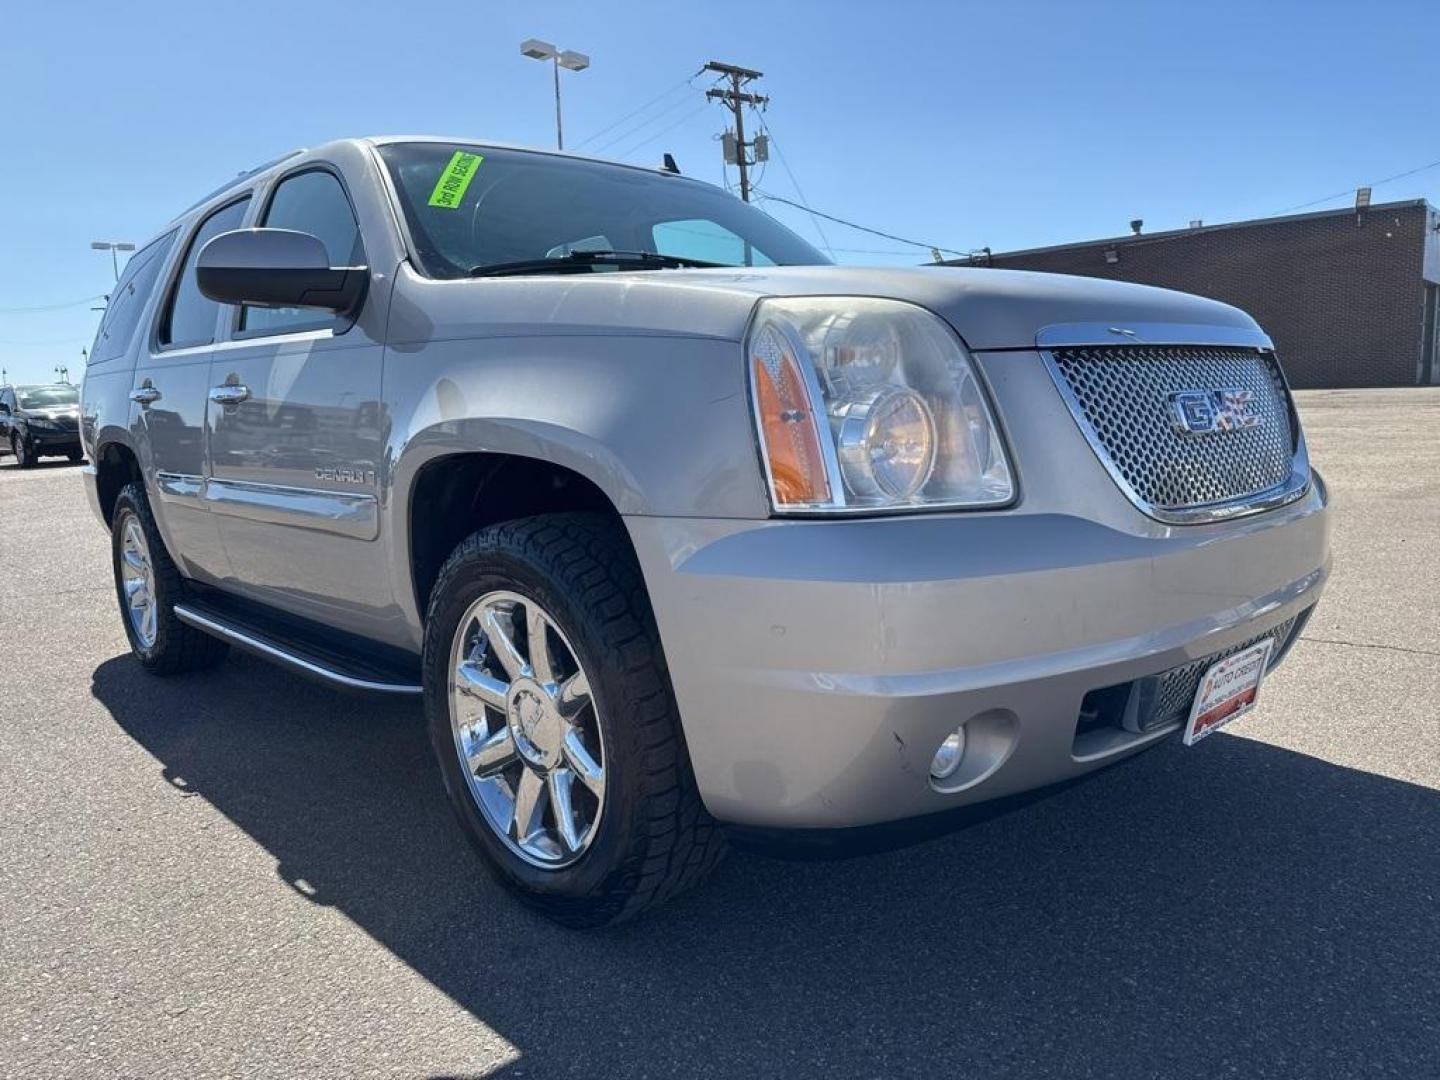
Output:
[
  {"xmin": 90, "ymin": 240, "xmax": 135, "ymax": 282},
  {"xmin": 520, "ymin": 39, "xmax": 590, "ymax": 150}
]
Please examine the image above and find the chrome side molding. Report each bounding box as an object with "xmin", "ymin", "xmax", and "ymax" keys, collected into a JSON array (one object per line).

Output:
[{"xmin": 173, "ymin": 603, "xmax": 422, "ymax": 695}]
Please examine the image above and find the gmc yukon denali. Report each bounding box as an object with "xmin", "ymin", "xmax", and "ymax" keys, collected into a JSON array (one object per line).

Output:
[{"xmin": 80, "ymin": 138, "xmax": 1330, "ymax": 926}]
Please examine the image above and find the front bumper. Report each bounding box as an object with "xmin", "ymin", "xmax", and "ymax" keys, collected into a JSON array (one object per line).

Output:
[
  {"xmin": 24, "ymin": 429, "xmax": 81, "ymax": 452},
  {"xmin": 627, "ymin": 477, "xmax": 1330, "ymax": 830}
]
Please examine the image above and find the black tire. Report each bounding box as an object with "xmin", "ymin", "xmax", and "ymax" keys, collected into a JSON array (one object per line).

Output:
[
  {"xmin": 423, "ymin": 512, "xmax": 725, "ymax": 928},
  {"xmin": 12, "ymin": 434, "xmax": 36, "ymax": 469},
  {"xmin": 111, "ymin": 481, "xmax": 229, "ymax": 675}
]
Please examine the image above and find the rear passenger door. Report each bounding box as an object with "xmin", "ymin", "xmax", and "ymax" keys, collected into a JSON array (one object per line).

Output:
[
  {"xmin": 132, "ymin": 196, "xmax": 251, "ymax": 583},
  {"xmin": 204, "ymin": 164, "xmax": 390, "ymax": 629}
]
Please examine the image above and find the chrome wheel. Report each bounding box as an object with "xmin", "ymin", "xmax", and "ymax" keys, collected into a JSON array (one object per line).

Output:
[
  {"xmin": 118, "ymin": 514, "xmax": 158, "ymax": 648},
  {"xmin": 448, "ymin": 590, "xmax": 606, "ymax": 869}
]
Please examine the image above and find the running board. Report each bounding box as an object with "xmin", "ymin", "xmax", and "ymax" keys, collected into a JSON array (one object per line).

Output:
[{"xmin": 173, "ymin": 602, "xmax": 424, "ymax": 696}]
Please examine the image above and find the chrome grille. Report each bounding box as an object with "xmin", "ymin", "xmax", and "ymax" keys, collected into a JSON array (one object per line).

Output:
[{"xmin": 1047, "ymin": 345, "xmax": 1297, "ymax": 518}]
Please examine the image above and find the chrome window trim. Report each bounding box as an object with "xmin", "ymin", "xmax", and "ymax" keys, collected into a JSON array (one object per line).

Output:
[{"xmin": 1037, "ymin": 323, "xmax": 1310, "ymax": 526}]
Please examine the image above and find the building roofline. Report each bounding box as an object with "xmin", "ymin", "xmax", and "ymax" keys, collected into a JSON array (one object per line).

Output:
[{"xmin": 947, "ymin": 198, "xmax": 1437, "ymax": 264}]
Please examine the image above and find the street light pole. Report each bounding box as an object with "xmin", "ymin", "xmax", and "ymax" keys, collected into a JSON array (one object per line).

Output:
[
  {"xmin": 521, "ymin": 39, "xmax": 590, "ymax": 150},
  {"xmin": 553, "ymin": 55, "xmax": 564, "ymax": 150},
  {"xmin": 90, "ymin": 240, "xmax": 136, "ymax": 283}
]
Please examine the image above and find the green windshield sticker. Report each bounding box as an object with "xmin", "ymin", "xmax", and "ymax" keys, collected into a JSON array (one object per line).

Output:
[{"xmin": 427, "ymin": 151, "xmax": 483, "ymax": 209}]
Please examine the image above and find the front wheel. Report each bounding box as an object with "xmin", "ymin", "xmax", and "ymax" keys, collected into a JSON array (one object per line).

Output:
[
  {"xmin": 423, "ymin": 513, "xmax": 725, "ymax": 928},
  {"xmin": 12, "ymin": 434, "xmax": 35, "ymax": 469}
]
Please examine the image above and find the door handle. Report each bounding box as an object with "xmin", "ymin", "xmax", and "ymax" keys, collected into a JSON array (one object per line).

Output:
[
  {"xmin": 209, "ymin": 384, "xmax": 251, "ymax": 408},
  {"xmin": 129, "ymin": 384, "xmax": 162, "ymax": 407}
]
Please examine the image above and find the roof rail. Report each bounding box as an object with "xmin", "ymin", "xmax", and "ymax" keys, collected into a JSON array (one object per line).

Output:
[{"xmin": 176, "ymin": 149, "xmax": 307, "ymax": 217}]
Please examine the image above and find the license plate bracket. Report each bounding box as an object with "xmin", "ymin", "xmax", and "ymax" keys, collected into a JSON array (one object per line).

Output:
[{"xmin": 1182, "ymin": 638, "xmax": 1275, "ymax": 746}]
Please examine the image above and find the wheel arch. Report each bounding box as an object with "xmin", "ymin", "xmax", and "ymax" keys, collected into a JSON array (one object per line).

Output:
[
  {"xmin": 404, "ymin": 445, "xmax": 635, "ymax": 625},
  {"xmin": 94, "ymin": 438, "xmax": 143, "ymax": 526}
]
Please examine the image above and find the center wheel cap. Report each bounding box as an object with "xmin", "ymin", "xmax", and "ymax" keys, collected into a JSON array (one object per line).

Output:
[{"xmin": 508, "ymin": 678, "xmax": 562, "ymax": 770}]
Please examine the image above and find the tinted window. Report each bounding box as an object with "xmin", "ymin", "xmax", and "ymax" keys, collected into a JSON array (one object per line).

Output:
[
  {"xmin": 378, "ymin": 143, "xmax": 826, "ymax": 279},
  {"xmin": 0, "ymin": 390, "xmax": 13, "ymax": 411},
  {"xmin": 653, "ymin": 219, "xmax": 776, "ymax": 267},
  {"xmin": 242, "ymin": 170, "xmax": 363, "ymax": 334},
  {"xmin": 89, "ymin": 232, "xmax": 175, "ymax": 364},
  {"xmin": 161, "ymin": 198, "xmax": 250, "ymax": 347}
]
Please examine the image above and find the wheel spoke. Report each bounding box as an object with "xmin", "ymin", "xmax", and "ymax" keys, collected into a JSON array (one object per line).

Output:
[
  {"xmin": 556, "ymin": 671, "xmax": 591, "ymax": 720},
  {"xmin": 562, "ymin": 729, "xmax": 604, "ymax": 795},
  {"xmin": 526, "ymin": 606, "xmax": 554, "ymax": 685},
  {"xmin": 549, "ymin": 769, "xmax": 581, "ymax": 852},
  {"xmin": 468, "ymin": 724, "xmax": 517, "ymax": 778},
  {"xmin": 455, "ymin": 661, "xmax": 509, "ymax": 709},
  {"xmin": 121, "ymin": 548, "xmax": 146, "ymax": 574},
  {"xmin": 141, "ymin": 603, "xmax": 157, "ymax": 643},
  {"xmin": 511, "ymin": 767, "xmax": 548, "ymax": 841},
  {"xmin": 483, "ymin": 608, "xmax": 529, "ymax": 682}
]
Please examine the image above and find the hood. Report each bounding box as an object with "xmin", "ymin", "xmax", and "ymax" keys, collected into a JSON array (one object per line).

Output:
[
  {"xmin": 645, "ymin": 264, "xmax": 1259, "ymax": 351},
  {"xmin": 397, "ymin": 263, "xmax": 1258, "ymax": 350}
]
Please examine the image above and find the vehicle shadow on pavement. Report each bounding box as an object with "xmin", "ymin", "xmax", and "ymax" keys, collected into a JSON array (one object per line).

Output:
[{"xmin": 91, "ymin": 651, "xmax": 1438, "ymax": 1079}]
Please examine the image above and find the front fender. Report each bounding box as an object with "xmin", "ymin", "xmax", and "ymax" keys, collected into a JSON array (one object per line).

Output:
[{"xmin": 381, "ymin": 331, "xmax": 771, "ymax": 635}]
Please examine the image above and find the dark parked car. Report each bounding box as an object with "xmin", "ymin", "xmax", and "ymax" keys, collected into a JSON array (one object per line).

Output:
[{"xmin": 0, "ymin": 384, "xmax": 83, "ymax": 467}]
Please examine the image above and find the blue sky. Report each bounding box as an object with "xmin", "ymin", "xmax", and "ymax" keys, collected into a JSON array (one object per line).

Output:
[{"xmin": 2, "ymin": 0, "xmax": 1437, "ymax": 384}]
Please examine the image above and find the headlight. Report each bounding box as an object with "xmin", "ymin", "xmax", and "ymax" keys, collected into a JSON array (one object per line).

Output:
[{"xmin": 747, "ymin": 297, "xmax": 1014, "ymax": 513}]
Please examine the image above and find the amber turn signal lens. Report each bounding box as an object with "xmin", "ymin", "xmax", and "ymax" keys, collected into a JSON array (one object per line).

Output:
[{"xmin": 751, "ymin": 332, "xmax": 830, "ymax": 507}]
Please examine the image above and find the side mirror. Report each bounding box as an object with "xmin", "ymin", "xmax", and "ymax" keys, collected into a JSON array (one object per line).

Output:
[{"xmin": 196, "ymin": 228, "xmax": 367, "ymax": 313}]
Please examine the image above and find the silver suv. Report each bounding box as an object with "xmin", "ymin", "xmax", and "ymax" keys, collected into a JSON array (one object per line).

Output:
[{"xmin": 81, "ymin": 138, "xmax": 1330, "ymax": 925}]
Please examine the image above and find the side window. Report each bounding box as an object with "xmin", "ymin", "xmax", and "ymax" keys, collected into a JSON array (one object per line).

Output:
[
  {"xmin": 89, "ymin": 232, "xmax": 176, "ymax": 364},
  {"xmin": 652, "ymin": 218, "xmax": 776, "ymax": 267},
  {"xmin": 242, "ymin": 170, "xmax": 363, "ymax": 335},
  {"xmin": 160, "ymin": 198, "xmax": 251, "ymax": 348}
]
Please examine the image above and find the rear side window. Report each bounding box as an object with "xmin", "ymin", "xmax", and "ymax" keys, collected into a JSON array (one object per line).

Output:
[
  {"xmin": 89, "ymin": 231, "xmax": 176, "ymax": 364},
  {"xmin": 160, "ymin": 197, "xmax": 250, "ymax": 348},
  {"xmin": 241, "ymin": 170, "xmax": 363, "ymax": 335}
]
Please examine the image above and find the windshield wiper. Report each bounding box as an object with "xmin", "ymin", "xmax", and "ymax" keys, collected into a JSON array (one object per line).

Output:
[{"xmin": 469, "ymin": 250, "xmax": 728, "ymax": 277}]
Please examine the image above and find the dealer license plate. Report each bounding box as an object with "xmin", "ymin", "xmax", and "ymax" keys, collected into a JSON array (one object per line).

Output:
[{"xmin": 1182, "ymin": 638, "xmax": 1276, "ymax": 746}]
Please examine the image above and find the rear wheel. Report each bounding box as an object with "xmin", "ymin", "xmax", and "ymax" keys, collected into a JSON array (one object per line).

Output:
[
  {"xmin": 423, "ymin": 513, "xmax": 725, "ymax": 928},
  {"xmin": 111, "ymin": 482, "xmax": 229, "ymax": 674}
]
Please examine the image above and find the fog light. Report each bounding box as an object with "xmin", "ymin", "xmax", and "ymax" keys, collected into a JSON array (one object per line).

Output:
[{"xmin": 929, "ymin": 727, "xmax": 966, "ymax": 780}]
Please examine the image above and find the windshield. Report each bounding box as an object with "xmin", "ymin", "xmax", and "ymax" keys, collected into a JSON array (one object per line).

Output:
[
  {"xmin": 378, "ymin": 142, "xmax": 829, "ymax": 279},
  {"xmin": 18, "ymin": 386, "xmax": 77, "ymax": 409}
]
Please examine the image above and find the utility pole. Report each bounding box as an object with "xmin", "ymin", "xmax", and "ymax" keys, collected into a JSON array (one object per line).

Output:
[{"xmin": 704, "ymin": 61, "xmax": 768, "ymax": 202}]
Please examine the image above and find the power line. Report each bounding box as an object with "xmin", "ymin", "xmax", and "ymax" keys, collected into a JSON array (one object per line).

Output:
[
  {"xmin": 612, "ymin": 104, "xmax": 712, "ymax": 161},
  {"xmin": 0, "ymin": 295, "xmax": 106, "ymax": 314},
  {"xmin": 1275, "ymin": 155, "xmax": 1440, "ymax": 214},
  {"xmin": 572, "ymin": 74, "xmax": 700, "ymax": 150},
  {"xmin": 753, "ymin": 118, "xmax": 832, "ymax": 258},
  {"xmin": 592, "ymin": 88, "xmax": 710, "ymax": 156},
  {"xmin": 754, "ymin": 191, "xmax": 967, "ymax": 258}
]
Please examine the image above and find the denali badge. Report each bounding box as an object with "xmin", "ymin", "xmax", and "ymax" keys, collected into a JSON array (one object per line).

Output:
[
  {"xmin": 1168, "ymin": 389, "xmax": 1262, "ymax": 435},
  {"xmin": 315, "ymin": 464, "xmax": 376, "ymax": 485}
]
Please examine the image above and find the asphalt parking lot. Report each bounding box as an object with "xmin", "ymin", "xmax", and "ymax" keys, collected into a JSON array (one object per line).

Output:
[{"xmin": 2, "ymin": 388, "xmax": 1437, "ymax": 1079}]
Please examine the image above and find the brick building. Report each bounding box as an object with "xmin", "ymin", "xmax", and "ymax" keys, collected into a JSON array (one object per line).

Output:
[{"xmin": 950, "ymin": 200, "xmax": 1440, "ymax": 388}]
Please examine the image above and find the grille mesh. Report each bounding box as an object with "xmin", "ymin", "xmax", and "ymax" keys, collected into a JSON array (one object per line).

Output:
[
  {"xmin": 1049, "ymin": 345, "xmax": 1296, "ymax": 513},
  {"xmin": 1143, "ymin": 615, "xmax": 1299, "ymax": 732}
]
